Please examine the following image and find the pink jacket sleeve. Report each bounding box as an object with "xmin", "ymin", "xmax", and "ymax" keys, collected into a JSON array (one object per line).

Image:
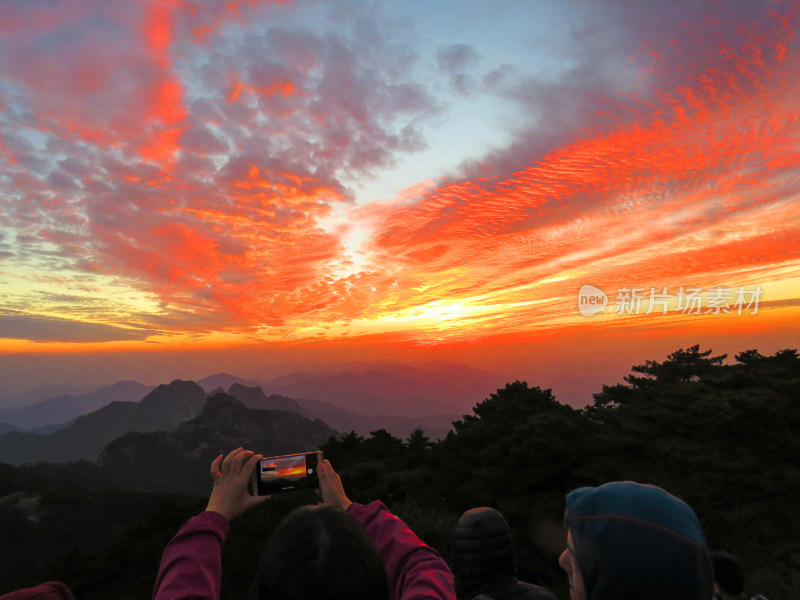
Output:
[
  {"xmin": 152, "ymin": 511, "xmax": 230, "ymax": 600},
  {"xmin": 348, "ymin": 501, "xmax": 456, "ymax": 600},
  {"xmin": 0, "ymin": 582, "xmax": 75, "ymax": 600}
]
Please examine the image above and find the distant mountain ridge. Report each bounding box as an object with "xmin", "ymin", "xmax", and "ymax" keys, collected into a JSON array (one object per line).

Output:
[
  {"xmin": 226, "ymin": 384, "xmax": 306, "ymax": 414},
  {"xmin": 197, "ymin": 373, "xmax": 263, "ymax": 393},
  {"xmin": 0, "ymin": 383, "xmax": 98, "ymax": 409},
  {"xmin": 0, "ymin": 381, "xmax": 154, "ymax": 430},
  {"xmin": 256, "ymin": 362, "xmax": 504, "ymax": 417},
  {"xmin": 98, "ymin": 393, "xmax": 337, "ymax": 495},
  {"xmin": 292, "ymin": 396, "xmax": 455, "ymax": 440},
  {"xmin": 0, "ymin": 380, "xmax": 205, "ymax": 466},
  {"xmin": 222, "ymin": 384, "xmax": 455, "ymax": 440}
]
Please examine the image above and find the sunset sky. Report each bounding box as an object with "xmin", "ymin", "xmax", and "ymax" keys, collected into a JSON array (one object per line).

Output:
[{"xmin": 1, "ymin": 0, "xmax": 799, "ymax": 405}]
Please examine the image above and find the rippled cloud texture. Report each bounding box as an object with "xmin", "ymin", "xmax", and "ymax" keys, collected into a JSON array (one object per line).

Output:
[{"xmin": 1, "ymin": 0, "xmax": 799, "ymax": 358}]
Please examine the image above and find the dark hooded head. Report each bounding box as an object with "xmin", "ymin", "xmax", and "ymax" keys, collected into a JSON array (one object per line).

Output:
[
  {"xmin": 452, "ymin": 507, "xmax": 517, "ymax": 596},
  {"xmin": 564, "ymin": 482, "xmax": 713, "ymax": 600}
]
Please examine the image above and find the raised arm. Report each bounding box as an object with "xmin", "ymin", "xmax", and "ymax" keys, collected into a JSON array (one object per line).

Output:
[
  {"xmin": 152, "ymin": 511, "xmax": 229, "ymax": 600},
  {"xmin": 318, "ymin": 460, "xmax": 456, "ymax": 600},
  {"xmin": 153, "ymin": 449, "xmax": 267, "ymax": 600}
]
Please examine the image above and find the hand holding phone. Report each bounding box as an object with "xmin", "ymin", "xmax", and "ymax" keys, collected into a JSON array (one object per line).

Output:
[
  {"xmin": 207, "ymin": 448, "xmax": 269, "ymax": 521},
  {"xmin": 318, "ymin": 459, "xmax": 352, "ymax": 511}
]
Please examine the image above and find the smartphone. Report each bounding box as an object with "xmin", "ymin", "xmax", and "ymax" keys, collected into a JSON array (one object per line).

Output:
[{"xmin": 252, "ymin": 451, "xmax": 322, "ymax": 495}]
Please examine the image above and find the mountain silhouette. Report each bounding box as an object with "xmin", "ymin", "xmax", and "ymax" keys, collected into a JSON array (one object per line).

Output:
[
  {"xmin": 224, "ymin": 383, "xmax": 454, "ymax": 439},
  {"xmin": 0, "ymin": 380, "xmax": 205, "ymax": 466},
  {"xmin": 0, "ymin": 383, "xmax": 98, "ymax": 409},
  {"xmin": 292, "ymin": 396, "xmax": 455, "ymax": 440},
  {"xmin": 98, "ymin": 393, "xmax": 337, "ymax": 495},
  {"xmin": 197, "ymin": 372, "xmax": 262, "ymax": 393},
  {"xmin": 259, "ymin": 362, "xmax": 505, "ymax": 417},
  {"xmin": 226, "ymin": 384, "xmax": 306, "ymax": 414},
  {"xmin": 0, "ymin": 381, "xmax": 154, "ymax": 430}
]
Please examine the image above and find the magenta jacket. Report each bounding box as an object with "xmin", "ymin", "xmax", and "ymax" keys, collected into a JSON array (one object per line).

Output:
[{"xmin": 153, "ymin": 501, "xmax": 455, "ymax": 600}]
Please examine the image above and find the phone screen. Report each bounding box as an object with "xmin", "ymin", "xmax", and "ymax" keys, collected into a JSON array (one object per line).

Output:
[
  {"xmin": 260, "ymin": 454, "xmax": 307, "ymax": 480},
  {"xmin": 254, "ymin": 451, "xmax": 321, "ymax": 495}
]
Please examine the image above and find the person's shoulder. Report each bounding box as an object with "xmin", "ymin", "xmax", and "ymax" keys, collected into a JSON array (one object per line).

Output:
[
  {"xmin": 0, "ymin": 581, "xmax": 75, "ymax": 600},
  {"xmin": 476, "ymin": 580, "xmax": 557, "ymax": 600},
  {"xmin": 515, "ymin": 580, "xmax": 558, "ymax": 600}
]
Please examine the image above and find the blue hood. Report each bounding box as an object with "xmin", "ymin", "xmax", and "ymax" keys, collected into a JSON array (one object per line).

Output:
[{"xmin": 565, "ymin": 482, "xmax": 713, "ymax": 600}]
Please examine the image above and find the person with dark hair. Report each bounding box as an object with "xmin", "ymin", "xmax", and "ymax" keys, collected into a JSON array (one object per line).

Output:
[
  {"xmin": 452, "ymin": 507, "xmax": 556, "ymax": 600},
  {"xmin": 256, "ymin": 504, "xmax": 389, "ymax": 599},
  {"xmin": 557, "ymin": 481, "xmax": 713, "ymax": 600},
  {"xmin": 710, "ymin": 551, "xmax": 768, "ymax": 600},
  {"xmin": 152, "ymin": 448, "xmax": 455, "ymax": 600}
]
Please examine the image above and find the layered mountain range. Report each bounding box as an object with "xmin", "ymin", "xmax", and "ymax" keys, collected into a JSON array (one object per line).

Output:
[
  {"xmin": 0, "ymin": 381, "xmax": 155, "ymax": 431},
  {"xmin": 1, "ymin": 362, "xmax": 501, "ymax": 429},
  {"xmin": 0, "ymin": 363, "xmax": 495, "ymax": 469},
  {"xmin": 0, "ymin": 380, "xmax": 206, "ymax": 465}
]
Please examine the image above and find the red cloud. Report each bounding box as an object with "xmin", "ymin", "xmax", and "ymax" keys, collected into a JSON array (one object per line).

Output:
[{"xmin": 144, "ymin": 0, "xmax": 176, "ymax": 58}]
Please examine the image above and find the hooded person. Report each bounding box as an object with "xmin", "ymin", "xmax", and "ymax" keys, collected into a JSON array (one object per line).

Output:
[
  {"xmin": 452, "ymin": 507, "xmax": 556, "ymax": 600},
  {"xmin": 558, "ymin": 481, "xmax": 713, "ymax": 600}
]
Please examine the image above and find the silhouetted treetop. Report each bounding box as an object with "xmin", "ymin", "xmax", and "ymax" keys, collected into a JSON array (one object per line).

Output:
[
  {"xmin": 453, "ymin": 381, "xmax": 561, "ymax": 431},
  {"xmin": 625, "ymin": 344, "xmax": 726, "ymax": 387}
]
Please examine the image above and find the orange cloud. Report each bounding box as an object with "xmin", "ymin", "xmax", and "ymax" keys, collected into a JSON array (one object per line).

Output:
[
  {"xmin": 144, "ymin": 0, "xmax": 176, "ymax": 59},
  {"xmin": 138, "ymin": 0, "xmax": 186, "ymax": 164},
  {"xmin": 228, "ymin": 79, "xmax": 299, "ymax": 103}
]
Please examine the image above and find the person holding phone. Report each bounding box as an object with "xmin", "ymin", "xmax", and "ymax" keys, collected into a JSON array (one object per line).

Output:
[{"xmin": 152, "ymin": 447, "xmax": 455, "ymax": 600}]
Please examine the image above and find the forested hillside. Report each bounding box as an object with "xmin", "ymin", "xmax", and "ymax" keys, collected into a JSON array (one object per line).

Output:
[{"xmin": 0, "ymin": 346, "xmax": 797, "ymax": 599}]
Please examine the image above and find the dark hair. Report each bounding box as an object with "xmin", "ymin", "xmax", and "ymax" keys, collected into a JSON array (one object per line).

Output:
[
  {"xmin": 710, "ymin": 551, "xmax": 745, "ymax": 596},
  {"xmin": 256, "ymin": 505, "xmax": 390, "ymax": 600}
]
